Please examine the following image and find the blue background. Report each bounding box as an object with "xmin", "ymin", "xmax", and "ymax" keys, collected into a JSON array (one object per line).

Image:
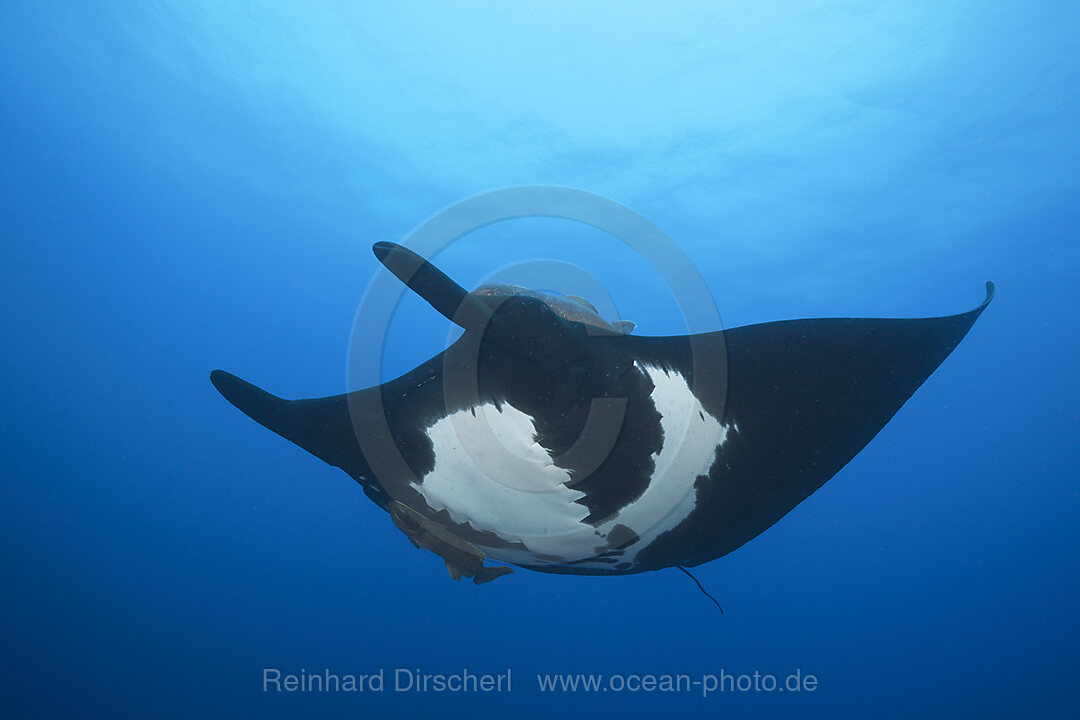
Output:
[{"xmin": 2, "ymin": 3, "xmax": 1077, "ymax": 717}]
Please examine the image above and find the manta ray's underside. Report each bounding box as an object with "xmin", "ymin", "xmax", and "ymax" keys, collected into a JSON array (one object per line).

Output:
[{"xmin": 211, "ymin": 242, "xmax": 992, "ymax": 581}]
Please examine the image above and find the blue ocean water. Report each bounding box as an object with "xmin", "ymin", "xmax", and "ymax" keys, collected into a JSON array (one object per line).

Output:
[{"xmin": 2, "ymin": 3, "xmax": 1077, "ymax": 717}]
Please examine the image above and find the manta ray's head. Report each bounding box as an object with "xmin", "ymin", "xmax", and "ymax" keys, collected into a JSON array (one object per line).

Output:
[
  {"xmin": 371, "ymin": 242, "xmax": 641, "ymax": 417},
  {"xmin": 471, "ymin": 284, "xmax": 636, "ymax": 336},
  {"xmin": 370, "ymin": 242, "xmax": 634, "ymax": 358}
]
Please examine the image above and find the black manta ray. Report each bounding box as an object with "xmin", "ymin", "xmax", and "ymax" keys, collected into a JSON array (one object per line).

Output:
[{"xmin": 211, "ymin": 242, "xmax": 993, "ymax": 586}]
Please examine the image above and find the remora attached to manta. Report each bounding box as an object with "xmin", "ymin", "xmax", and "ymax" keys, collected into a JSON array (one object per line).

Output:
[{"xmin": 211, "ymin": 242, "xmax": 993, "ymax": 583}]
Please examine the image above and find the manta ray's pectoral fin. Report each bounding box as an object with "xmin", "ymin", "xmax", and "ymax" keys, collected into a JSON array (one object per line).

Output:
[
  {"xmin": 625, "ymin": 280, "xmax": 997, "ymax": 570},
  {"xmin": 373, "ymin": 241, "xmax": 496, "ymax": 338},
  {"xmin": 209, "ymin": 369, "xmax": 372, "ymax": 482}
]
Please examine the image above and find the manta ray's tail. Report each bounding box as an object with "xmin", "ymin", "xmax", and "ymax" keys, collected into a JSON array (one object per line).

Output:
[{"xmin": 209, "ymin": 370, "xmax": 369, "ymax": 481}]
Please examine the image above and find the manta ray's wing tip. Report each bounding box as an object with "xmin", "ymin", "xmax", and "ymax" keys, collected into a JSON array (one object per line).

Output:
[
  {"xmin": 967, "ymin": 281, "xmax": 995, "ymax": 315},
  {"xmin": 209, "ymin": 369, "xmax": 286, "ymax": 417},
  {"xmin": 372, "ymin": 241, "xmax": 398, "ymax": 260},
  {"xmin": 209, "ymin": 368, "xmax": 235, "ymax": 391}
]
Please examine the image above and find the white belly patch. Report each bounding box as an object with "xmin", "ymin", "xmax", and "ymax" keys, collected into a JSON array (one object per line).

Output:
[{"xmin": 411, "ymin": 363, "xmax": 729, "ymax": 568}]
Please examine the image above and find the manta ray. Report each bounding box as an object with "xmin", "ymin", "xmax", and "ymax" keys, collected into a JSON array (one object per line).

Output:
[{"xmin": 211, "ymin": 242, "xmax": 992, "ymax": 588}]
